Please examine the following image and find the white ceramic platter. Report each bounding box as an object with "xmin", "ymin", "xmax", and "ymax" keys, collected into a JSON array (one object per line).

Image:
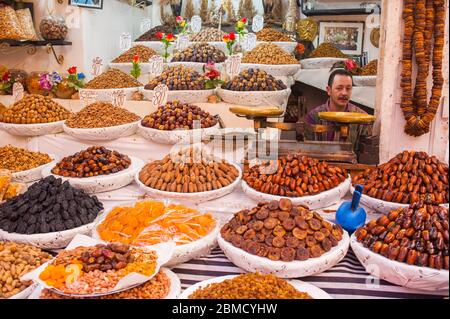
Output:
[
  {"xmin": 62, "ymin": 120, "xmax": 141, "ymax": 141},
  {"xmin": 216, "ymin": 87, "xmax": 291, "ymax": 108},
  {"xmin": 11, "ymin": 154, "xmax": 58, "ymax": 183},
  {"xmin": 300, "ymin": 57, "xmax": 347, "ymax": 70},
  {"xmin": 139, "ymin": 88, "xmax": 215, "ymax": 104},
  {"xmin": 0, "ymin": 120, "xmax": 65, "ymax": 136}
]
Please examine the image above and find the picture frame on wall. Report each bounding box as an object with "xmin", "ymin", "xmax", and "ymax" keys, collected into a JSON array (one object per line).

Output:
[
  {"xmin": 69, "ymin": 0, "xmax": 103, "ymax": 9},
  {"xmin": 318, "ymin": 21, "xmax": 364, "ymax": 55}
]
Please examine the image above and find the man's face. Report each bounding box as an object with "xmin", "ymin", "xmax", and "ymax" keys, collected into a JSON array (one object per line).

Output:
[{"xmin": 326, "ymin": 74, "xmax": 353, "ymax": 110}]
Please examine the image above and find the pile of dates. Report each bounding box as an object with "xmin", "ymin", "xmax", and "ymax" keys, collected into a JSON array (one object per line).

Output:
[
  {"xmin": 222, "ymin": 68, "xmax": 287, "ymax": 91},
  {"xmin": 352, "ymin": 151, "xmax": 449, "ymax": 204},
  {"xmin": 244, "ymin": 153, "xmax": 348, "ymax": 197},
  {"xmin": 144, "ymin": 65, "xmax": 208, "ymax": 91},
  {"xmin": 80, "ymin": 243, "xmax": 134, "ymax": 272},
  {"xmin": 171, "ymin": 43, "xmax": 226, "ymax": 63},
  {"xmin": 221, "ymin": 199, "xmax": 344, "ymax": 262},
  {"xmin": 52, "ymin": 146, "xmax": 131, "ymax": 178},
  {"xmin": 355, "ymin": 200, "xmax": 449, "ymax": 270}
]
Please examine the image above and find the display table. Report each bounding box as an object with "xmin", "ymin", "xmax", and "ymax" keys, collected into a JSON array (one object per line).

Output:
[{"xmin": 294, "ymin": 69, "xmax": 376, "ymax": 109}]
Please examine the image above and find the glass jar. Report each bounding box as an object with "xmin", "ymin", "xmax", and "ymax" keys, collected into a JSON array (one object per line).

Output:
[
  {"xmin": 39, "ymin": 15, "xmax": 68, "ymax": 41},
  {"xmin": 26, "ymin": 72, "xmax": 47, "ymax": 95},
  {"xmin": 55, "ymin": 78, "xmax": 77, "ymax": 99}
]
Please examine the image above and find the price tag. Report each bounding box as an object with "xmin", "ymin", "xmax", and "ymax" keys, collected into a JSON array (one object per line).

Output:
[
  {"xmin": 226, "ymin": 55, "xmax": 241, "ymax": 78},
  {"xmin": 12, "ymin": 82, "xmax": 24, "ymax": 102},
  {"xmin": 176, "ymin": 35, "xmax": 190, "ymax": 51},
  {"xmin": 149, "ymin": 55, "xmax": 164, "ymax": 76},
  {"xmin": 110, "ymin": 89, "xmax": 126, "ymax": 107},
  {"xmin": 191, "ymin": 15, "xmax": 202, "ymax": 33},
  {"xmin": 91, "ymin": 57, "xmax": 103, "ymax": 77},
  {"xmin": 79, "ymin": 90, "xmax": 98, "ymax": 106},
  {"xmin": 120, "ymin": 32, "xmax": 132, "ymax": 52},
  {"xmin": 151, "ymin": 84, "xmax": 169, "ymax": 108},
  {"xmin": 242, "ymin": 33, "xmax": 257, "ymax": 51},
  {"xmin": 140, "ymin": 18, "xmax": 152, "ymax": 34},
  {"xmin": 252, "ymin": 15, "xmax": 264, "ymax": 33}
]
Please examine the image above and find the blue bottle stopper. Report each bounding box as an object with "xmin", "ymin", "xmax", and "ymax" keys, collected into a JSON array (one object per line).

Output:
[{"xmin": 336, "ymin": 184, "xmax": 367, "ymax": 234}]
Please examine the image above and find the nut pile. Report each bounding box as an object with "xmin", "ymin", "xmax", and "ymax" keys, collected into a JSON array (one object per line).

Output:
[
  {"xmin": 0, "ymin": 242, "xmax": 52, "ymax": 298},
  {"xmin": 135, "ymin": 25, "xmax": 175, "ymax": 41},
  {"xmin": 0, "ymin": 176, "xmax": 104, "ymax": 234},
  {"xmin": 189, "ymin": 273, "xmax": 312, "ymax": 299},
  {"xmin": 242, "ymin": 43, "xmax": 299, "ymax": 65},
  {"xmin": 139, "ymin": 147, "xmax": 240, "ymax": 193},
  {"xmin": 112, "ymin": 45, "xmax": 157, "ymax": 63},
  {"xmin": 190, "ymin": 28, "xmax": 227, "ymax": 42},
  {"xmin": 144, "ymin": 65, "xmax": 208, "ymax": 90},
  {"xmin": 65, "ymin": 102, "xmax": 140, "ymax": 128},
  {"xmin": 352, "ymin": 151, "xmax": 449, "ymax": 204},
  {"xmin": 244, "ymin": 153, "xmax": 348, "ymax": 197},
  {"xmin": 84, "ymin": 69, "xmax": 142, "ymax": 89},
  {"xmin": 308, "ymin": 43, "xmax": 347, "ymax": 58},
  {"xmin": 171, "ymin": 43, "xmax": 226, "ymax": 63},
  {"xmin": 359, "ymin": 59, "xmax": 378, "ymax": 76},
  {"xmin": 0, "ymin": 145, "xmax": 52, "ymax": 172},
  {"xmin": 355, "ymin": 200, "xmax": 449, "ymax": 270},
  {"xmin": 97, "ymin": 200, "xmax": 216, "ymax": 246},
  {"xmin": 39, "ymin": 271, "xmax": 170, "ymax": 299},
  {"xmin": 39, "ymin": 17, "xmax": 68, "ymax": 40},
  {"xmin": 222, "ymin": 68, "xmax": 287, "ymax": 91},
  {"xmin": 141, "ymin": 100, "xmax": 217, "ymax": 130},
  {"xmin": 221, "ymin": 199, "xmax": 344, "ymax": 262},
  {"xmin": 0, "ymin": 95, "xmax": 71, "ymax": 124},
  {"xmin": 256, "ymin": 28, "xmax": 292, "ymax": 42},
  {"xmin": 51, "ymin": 146, "xmax": 131, "ymax": 178}
]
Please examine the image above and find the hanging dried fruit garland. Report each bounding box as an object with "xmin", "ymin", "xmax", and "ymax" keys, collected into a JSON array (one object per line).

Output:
[{"xmin": 400, "ymin": 0, "xmax": 445, "ymax": 137}]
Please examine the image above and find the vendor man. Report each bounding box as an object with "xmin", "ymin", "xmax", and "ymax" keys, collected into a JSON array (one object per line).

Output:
[{"xmin": 305, "ymin": 69, "xmax": 367, "ymax": 141}]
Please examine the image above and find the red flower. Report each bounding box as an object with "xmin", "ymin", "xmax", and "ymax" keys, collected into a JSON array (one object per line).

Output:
[
  {"xmin": 166, "ymin": 33, "xmax": 175, "ymax": 41},
  {"xmin": 223, "ymin": 34, "xmax": 230, "ymax": 42},
  {"xmin": 295, "ymin": 43, "xmax": 305, "ymax": 54},
  {"xmin": 344, "ymin": 59, "xmax": 358, "ymax": 71},
  {"xmin": 241, "ymin": 18, "xmax": 248, "ymax": 24},
  {"xmin": 205, "ymin": 69, "xmax": 220, "ymax": 80},
  {"xmin": 229, "ymin": 32, "xmax": 236, "ymax": 41},
  {"xmin": 133, "ymin": 55, "xmax": 140, "ymax": 64},
  {"xmin": 68, "ymin": 66, "xmax": 77, "ymax": 75},
  {"xmin": 176, "ymin": 16, "xmax": 184, "ymax": 23},
  {"xmin": 2, "ymin": 72, "xmax": 10, "ymax": 82},
  {"xmin": 156, "ymin": 32, "xmax": 164, "ymax": 40}
]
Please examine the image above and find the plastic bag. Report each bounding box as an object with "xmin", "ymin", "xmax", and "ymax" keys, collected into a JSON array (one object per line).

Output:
[
  {"xmin": 39, "ymin": 14, "xmax": 68, "ymax": 40},
  {"xmin": 15, "ymin": 8, "xmax": 38, "ymax": 41},
  {"xmin": 0, "ymin": 6, "xmax": 26, "ymax": 40}
]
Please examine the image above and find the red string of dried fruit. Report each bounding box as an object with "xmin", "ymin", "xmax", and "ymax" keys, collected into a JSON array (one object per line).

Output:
[{"xmin": 400, "ymin": 0, "xmax": 445, "ymax": 137}]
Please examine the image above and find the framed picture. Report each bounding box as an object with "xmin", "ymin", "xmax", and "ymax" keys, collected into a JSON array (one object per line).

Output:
[
  {"xmin": 69, "ymin": 0, "xmax": 103, "ymax": 9},
  {"xmin": 318, "ymin": 21, "xmax": 364, "ymax": 55}
]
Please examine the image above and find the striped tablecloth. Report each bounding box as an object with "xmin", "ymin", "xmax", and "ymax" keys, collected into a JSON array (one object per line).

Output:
[{"xmin": 172, "ymin": 247, "xmax": 447, "ymax": 299}]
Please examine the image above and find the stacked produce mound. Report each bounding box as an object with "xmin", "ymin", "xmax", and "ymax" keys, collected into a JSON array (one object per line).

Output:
[
  {"xmin": 51, "ymin": 146, "xmax": 131, "ymax": 178},
  {"xmin": 190, "ymin": 28, "xmax": 227, "ymax": 42},
  {"xmin": 144, "ymin": 65, "xmax": 208, "ymax": 90},
  {"xmin": 222, "ymin": 68, "xmax": 287, "ymax": 91},
  {"xmin": 256, "ymin": 28, "xmax": 292, "ymax": 42},
  {"xmin": 221, "ymin": 199, "xmax": 344, "ymax": 262},
  {"xmin": 139, "ymin": 147, "xmax": 240, "ymax": 193},
  {"xmin": 65, "ymin": 102, "xmax": 140, "ymax": 128},
  {"xmin": 244, "ymin": 153, "xmax": 348, "ymax": 197},
  {"xmin": 141, "ymin": 100, "xmax": 217, "ymax": 130},
  {"xmin": 188, "ymin": 273, "xmax": 312, "ymax": 299},
  {"xmin": 84, "ymin": 69, "xmax": 142, "ymax": 89},
  {"xmin": 355, "ymin": 200, "xmax": 449, "ymax": 270},
  {"xmin": 0, "ymin": 242, "xmax": 52, "ymax": 298},
  {"xmin": 0, "ymin": 170, "xmax": 26, "ymax": 201},
  {"xmin": 359, "ymin": 59, "xmax": 378, "ymax": 76},
  {"xmin": 308, "ymin": 43, "xmax": 347, "ymax": 58},
  {"xmin": 171, "ymin": 43, "xmax": 226, "ymax": 63},
  {"xmin": 112, "ymin": 45, "xmax": 157, "ymax": 63},
  {"xmin": 39, "ymin": 271, "xmax": 171, "ymax": 299},
  {"xmin": 39, "ymin": 243, "xmax": 157, "ymax": 295},
  {"xmin": 0, "ymin": 95, "xmax": 71, "ymax": 124},
  {"xmin": 0, "ymin": 176, "xmax": 103, "ymax": 234},
  {"xmin": 352, "ymin": 151, "xmax": 449, "ymax": 204},
  {"xmin": 0, "ymin": 145, "xmax": 52, "ymax": 172},
  {"xmin": 135, "ymin": 25, "xmax": 175, "ymax": 41},
  {"xmin": 242, "ymin": 43, "xmax": 299, "ymax": 64},
  {"xmin": 97, "ymin": 200, "xmax": 216, "ymax": 246}
]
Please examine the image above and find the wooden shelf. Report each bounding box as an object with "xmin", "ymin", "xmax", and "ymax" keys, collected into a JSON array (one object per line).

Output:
[{"xmin": 302, "ymin": 7, "xmax": 380, "ymax": 16}]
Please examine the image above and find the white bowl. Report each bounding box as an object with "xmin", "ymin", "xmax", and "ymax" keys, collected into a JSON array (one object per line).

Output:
[
  {"xmin": 139, "ymin": 88, "xmax": 215, "ymax": 104},
  {"xmin": 349, "ymin": 185, "xmax": 449, "ymax": 214},
  {"xmin": 78, "ymin": 87, "xmax": 143, "ymax": 103},
  {"xmin": 300, "ymin": 57, "xmax": 347, "ymax": 69},
  {"xmin": 28, "ymin": 268, "xmax": 181, "ymax": 299},
  {"xmin": 168, "ymin": 61, "xmax": 224, "ymax": 74},
  {"xmin": 0, "ymin": 120, "xmax": 65, "ymax": 136},
  {"xmin": 11, "ymin": 154, "xmax": 58, "ymax": 183},
  {"xmin": 137, "ymin": 122, "xmax": 221, "ymax": 145},
  {"xmin": 218, "ymin": 230, "xmax": 349, "ymax": 278},
  {"xmin": 351, "ymin": 234, "xmax": 449, "ymax": 292},
  {"xmin": 41, "ymin": 156, "xmax": 145, "ymax": 194},
  {"xmin": 242, "ymin": 176, "xmax": 351, "ymax": 210},
  {"xmin": 240, "ymin": 63, "xmax": 301, "ymax": 77},
  {"xmin": 135, "ymin": 163, "xmax": 242, "ymax": 204},
  {"xmin": 178, "ymin": 275, "xmax": 333, "ymax": 299},
  {"xmin": 216, "ymin": 87, "xmax": 291, "ymax": 108},
  {"xmin": 63, "ymin": 120, "xmax": 141, "ymax": 141},
  {"xmin": 353, "ymin": 75, "xmax": 377, "ymax": 87}
]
